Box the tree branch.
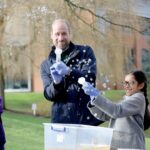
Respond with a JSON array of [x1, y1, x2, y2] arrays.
[[64, 0, 143, 34]]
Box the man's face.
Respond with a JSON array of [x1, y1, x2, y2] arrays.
[[51, 21, 71, 50]]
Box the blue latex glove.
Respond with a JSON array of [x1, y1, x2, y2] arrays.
[[50, 66, 62, 84], [82, 82, 100, 97], [52, 61, 70, 76]]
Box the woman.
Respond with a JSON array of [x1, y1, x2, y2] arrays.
[[82, 70, 148, 150]]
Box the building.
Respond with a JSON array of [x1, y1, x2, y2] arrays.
[[1, 0, 150, 92]]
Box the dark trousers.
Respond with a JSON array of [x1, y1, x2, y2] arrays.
[[0, 145, 4, 150], [0, 117, 6, 150]]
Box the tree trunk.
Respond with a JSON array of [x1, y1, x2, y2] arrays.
[[0, 51, 5, 109]]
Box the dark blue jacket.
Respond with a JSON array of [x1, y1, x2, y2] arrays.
[[40, 42, 103, 125], [0, 97, 6, 150]]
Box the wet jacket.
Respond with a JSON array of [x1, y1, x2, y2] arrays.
[[40, 42, 102, 125], [0, 97, 6, 150], [88, 92, 145, 150]]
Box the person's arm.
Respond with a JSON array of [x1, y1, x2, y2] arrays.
[[87, 101, 111, 121], [82, 81, 145, 119], [40, 60, 65, 101], [92, 92, 145, 118]]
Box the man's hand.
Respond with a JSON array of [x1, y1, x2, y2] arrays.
[[50, 66, 63, 84], [52, 61, 70, 76]]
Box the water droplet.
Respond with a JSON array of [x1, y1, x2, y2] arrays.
[[90, 78, 93, 81], [113, 83, 116, 86], [83, 49, 86, 53], [85, 74, 88, 78], [87, 116, 90, 120], [107, 87, 111, 90], [102, 91, 105, 95], [102, 83, 107, 88], [88, 58, 92, 62], [94, 113, 97, 117], [106, 79, 109, 83]]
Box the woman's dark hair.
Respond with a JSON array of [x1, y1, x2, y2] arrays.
[[130, 70, 150, 130]]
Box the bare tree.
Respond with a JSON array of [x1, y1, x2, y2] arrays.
[[0, 0, 148, 110], [0, 1, 48, 108], [63, 0, 146, 89], [0, 0, 61, 109], [0, 9, 6, 108]]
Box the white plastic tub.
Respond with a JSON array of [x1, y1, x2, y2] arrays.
[[43, 123, 113, 150]]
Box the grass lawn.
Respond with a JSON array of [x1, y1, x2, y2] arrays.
[[2, 111, 49, 150], [2, 111, 150, 150], [5, 92, 51, 117], [3, 91, 150, 149]]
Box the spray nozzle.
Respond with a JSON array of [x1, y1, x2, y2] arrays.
[[55, 48, 62, 62], [78, 77, 88, 86]]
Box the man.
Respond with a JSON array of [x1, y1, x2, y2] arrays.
[[40, 19, 103, 125], [0, 96, 6, 150]]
